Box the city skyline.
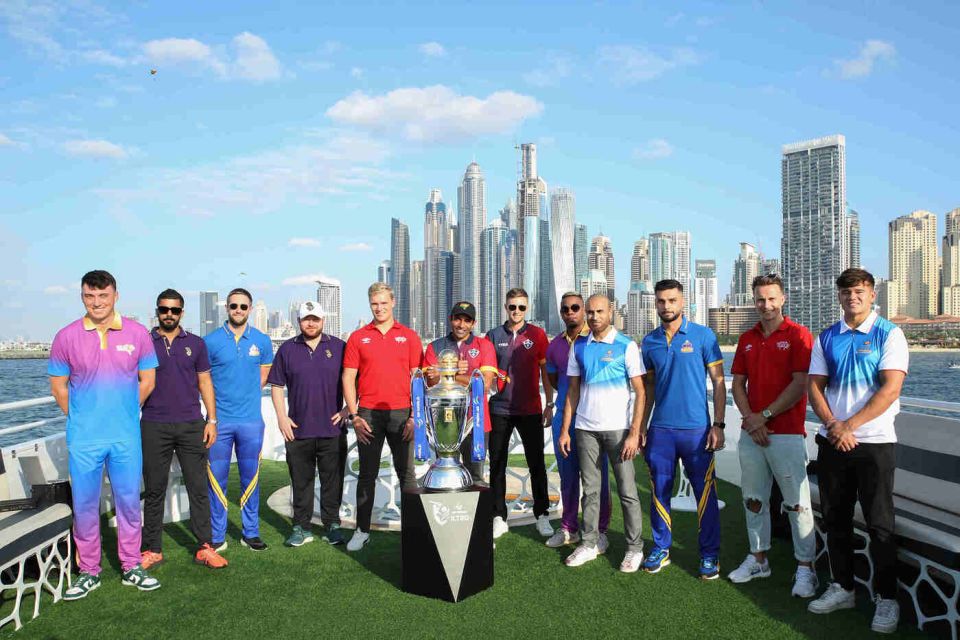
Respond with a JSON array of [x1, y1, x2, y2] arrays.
[[2, 2, 959, 340]]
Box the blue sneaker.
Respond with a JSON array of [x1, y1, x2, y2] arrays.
[[700, 557, 720, 580], [642, 547, 671, 574]]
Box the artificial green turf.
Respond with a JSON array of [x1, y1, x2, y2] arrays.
[[5, 461, 929, 639]]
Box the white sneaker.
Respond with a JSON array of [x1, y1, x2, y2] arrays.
[[564, 544, 598, 567], [597, 533, 609, 555], [536, 515, 554, 537], [727, 554, 771, 584], [808, 582, 855, 614], [545, 529, 580, 548], [347, 530, 369, 552], [620, 550, 644, 573], [492, 516, 509, 539], [871, 596, 899, 634], [791, 566, 819, 598]]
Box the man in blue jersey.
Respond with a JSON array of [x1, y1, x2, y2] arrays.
[[639, 279, 727, 580], [204, 288, 274, 552], [806, 269, 908, 635]]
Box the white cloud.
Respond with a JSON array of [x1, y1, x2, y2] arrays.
[[231, 32, 282, 81], [288, 237, 322, 247], [350, 67, 364, 79], [140, 32, 282, 81], [338, 242, 372, 252], [326, 85, 543, 143], [282, 273, 339, 286], [834, 40, 895, 79], [523, 55, 573, 88], [43, 285, 70, 295], [0, 133, 14, 146], [419, 41, 446, 57], [597, 45, 700, 84], [80, 48, 127, 67], [95, 96, 118, 109], [63, 139, 128, 159], [633, 138, 674, 160], [142, 37, 227, 76]]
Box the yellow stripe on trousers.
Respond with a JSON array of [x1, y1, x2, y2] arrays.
[[239, 452, 263, 508]]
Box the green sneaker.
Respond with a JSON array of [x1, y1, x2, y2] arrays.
[[285, 525, 314, 547], [63, 573, 101, 601], [323, 524, 345, 545], [121, 564, 161, 591]]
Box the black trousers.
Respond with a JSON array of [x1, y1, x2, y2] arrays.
[[285, 433, 348, 528], [459, 431, 488, 481], [355, 408, 415, 532], [489, 414, 549, 520], [816, 434, 898, 598], [140, 419, 211, 552]]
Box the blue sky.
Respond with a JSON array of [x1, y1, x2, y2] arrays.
[[1, 0, 958, 340]]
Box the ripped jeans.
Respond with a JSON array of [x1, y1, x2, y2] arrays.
[[738, 433, 816, 562]]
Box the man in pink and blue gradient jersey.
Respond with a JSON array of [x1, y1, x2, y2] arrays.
[[48, 270, 162, 600]]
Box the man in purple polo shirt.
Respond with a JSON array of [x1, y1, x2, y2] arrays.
[[269, 301, 348, 547], [140, 289, 227, 570]]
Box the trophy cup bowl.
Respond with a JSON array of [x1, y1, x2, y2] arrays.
[[421, 349, 474, 491]]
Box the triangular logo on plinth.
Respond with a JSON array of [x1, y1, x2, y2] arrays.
[[420, 492, 479, 601]]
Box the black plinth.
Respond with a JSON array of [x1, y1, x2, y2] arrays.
[[401, 485, 493, 602]]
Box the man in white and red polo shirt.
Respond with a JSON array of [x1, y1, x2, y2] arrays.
[[342, 281, 423, 552]]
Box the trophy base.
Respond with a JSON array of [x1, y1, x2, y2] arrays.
[[420, 456, 473, 492]]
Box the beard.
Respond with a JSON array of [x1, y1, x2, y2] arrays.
[[159, 317, 180, 331], [657, 310, 680, 323], [228, 316, 247, 328]]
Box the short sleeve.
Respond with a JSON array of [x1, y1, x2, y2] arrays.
[[625, 341, 645, 378], [195, 339, 211, 373], [258, 334, 274, 366], [408, 331, 423, 369], [48, 331, 71, 377], [536, 330, 548, 364], [808, 335, 828, 376], [702, 329, 723, 368], [343, 333, 360, 369], [879, 327, 909, 373], [731, 336, 748, 376], [138, 329, 159, 371], [791, 327, 813, 373], [266, 346, 287, 387], [423, 343, 437, 367], [544, 342, 558, 374], [566, 343, 581, 377], [480, 339, 497, 368], [641, 338, 654, 372]]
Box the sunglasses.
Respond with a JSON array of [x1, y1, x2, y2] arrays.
[[157, 306, 183, 316], [507, 304, 527, 311], [229, 303, 249, 311], [560, 304, 581, 313]]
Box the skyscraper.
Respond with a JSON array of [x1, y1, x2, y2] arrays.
[[199, 291, 219, 336], [580, 269, 609, 299], [516, 143, 548, 317], [694, 259, 719, 326], [649, 232, 675, 284], [499, 198, 518, 232], [626, 282, 656, 338], [781, 135, 847, 333], [551, 188, 577, 313], [288, 301, 301, 328], [424, 190, 450, 339], [574, 223, 589, 287], [424, 188, 449, 251], [630, 239, 650, 286], [761, 257, 781, 277], [521, 215, 540, 320], [410, 260, 424, 336], [390, 217, 410, 325], [458, 162, 486, 306], [377, 260, 392, 287], [847, 209, 861, 269], [480, 219, 511, 332], [731, 242, 761, 306], [674, 231, 692, 314], [253, 301, 268, 333], [539, 217, 557, 331], [588, 234, 615, 302], [316, 277, 342, 338], [943, 208, 960, 316], [888, 210, 939, 319]]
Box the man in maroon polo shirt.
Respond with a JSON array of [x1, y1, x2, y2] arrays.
[[728, 274, 817, 597], [268, 301, 348, 548], [140, 288, 227, 570], [342, 282, 423, 552], [486, 287, 554, 540]]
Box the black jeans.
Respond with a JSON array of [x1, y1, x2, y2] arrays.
[[488, 414, 549, 520], [459, 431, 488, 481], [140, 419, 211, 552], [355, 408, 415, 532], [285, 433, 348, 528], [816, 434, 898, 598]]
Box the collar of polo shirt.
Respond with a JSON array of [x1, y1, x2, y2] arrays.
[[839, 310, 878, 334], [83, 311, 123, 349], [587, 326, 619, 344]]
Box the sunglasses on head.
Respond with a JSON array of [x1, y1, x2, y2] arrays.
[[157, 306, 182, 316], [507, 304, 527, 311], [229, 303, 249, 311], [560, 304, 581, 313]]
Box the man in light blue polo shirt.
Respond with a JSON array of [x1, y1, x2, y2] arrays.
[[204, 287, 274, 552], [639, 279, 727, 580]]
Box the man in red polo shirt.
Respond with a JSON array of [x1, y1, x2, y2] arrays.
[[342, 282, 423, 551], [728, 274, 817, 598]]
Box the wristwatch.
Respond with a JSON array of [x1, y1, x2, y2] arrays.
[[206, 418, 218, 425], [761, 408, 773, 420], [347, 413, 358, 421], [712, 421, 725, 429], [546, 402, 556, 409]]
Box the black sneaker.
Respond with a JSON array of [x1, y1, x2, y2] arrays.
[[241, 536, 268, 551], [323, 524, 345, 545]]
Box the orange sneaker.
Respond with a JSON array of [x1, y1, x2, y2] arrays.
[[195, 543, 228, 569], [140, 550, 164, 570]]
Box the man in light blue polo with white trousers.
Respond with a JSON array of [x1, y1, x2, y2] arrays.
[[558, 294, 646, 573]]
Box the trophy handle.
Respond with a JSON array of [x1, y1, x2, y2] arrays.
[[456, 369, 482, 447], [410, 369, 431, 461]]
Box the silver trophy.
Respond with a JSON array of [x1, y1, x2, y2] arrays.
[[416, 349, 477, 492]]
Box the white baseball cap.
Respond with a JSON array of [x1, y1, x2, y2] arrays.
[[298, 301, 324, 320]]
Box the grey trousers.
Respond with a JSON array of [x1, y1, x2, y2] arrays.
[[577, 429, 643, 552]]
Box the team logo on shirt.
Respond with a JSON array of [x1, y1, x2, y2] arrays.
[[601, 349, 614, 362], [468, 348, 479, 359], [744, 344, 753, 352], [522, 338, 534, 350], [776, 341, 790, 351], [680, 340, 694, 354], [361, 337, 372, 344], [249, 345, 260, 357], [857, 340, 873, 354], [185, 347, 192, 357], [497, 343, 508, 347], [116, 343, 135, 355], [325, 349, 332, 359], [395, 336, 407, 344]]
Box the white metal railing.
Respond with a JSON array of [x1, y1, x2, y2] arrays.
[[0, 396, 64, 439]]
